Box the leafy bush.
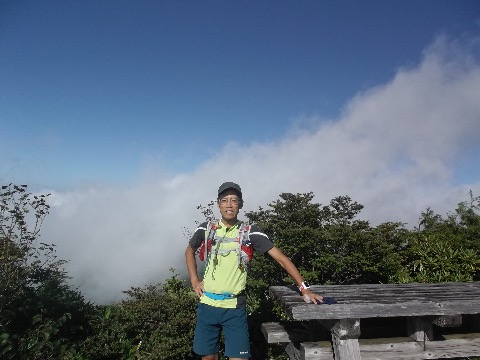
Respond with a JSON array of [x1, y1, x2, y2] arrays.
[[80, 271, 197, 360], [1, 184, 94, 359]]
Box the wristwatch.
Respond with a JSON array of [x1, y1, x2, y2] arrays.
[[298, 281, 311, 292]]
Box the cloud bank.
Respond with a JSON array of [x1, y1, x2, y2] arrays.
[[41, 36, 480, 304]]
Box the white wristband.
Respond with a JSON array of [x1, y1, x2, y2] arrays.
[[298, 281, 310, 292]]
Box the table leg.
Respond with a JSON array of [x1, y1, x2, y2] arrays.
[[332, 337, 361, 360], [407, 317, 433, 342], [320, 319, 361, 360]]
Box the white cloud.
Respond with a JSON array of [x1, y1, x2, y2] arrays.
[[41, 36, 480, 303]]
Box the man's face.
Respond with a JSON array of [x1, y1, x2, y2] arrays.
[[217, 190, 243, 224]]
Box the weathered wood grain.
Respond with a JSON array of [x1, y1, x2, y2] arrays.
[[332, 337, 361, 360], [261, 322, 309, 343], [423, 334, 480, 359], [359, 338, 423, 360], [301, 341, 333, 360], [269, 282, 480, 360], [299, 335, 480, 360], [270, 282, 480, 320]]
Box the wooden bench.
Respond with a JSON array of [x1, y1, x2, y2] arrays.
[[265, 282, 480, 360], [262, 321, 333, 360], [262, 321, 480, 360]]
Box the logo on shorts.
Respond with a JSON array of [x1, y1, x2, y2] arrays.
[[240, 351, 249, 355]]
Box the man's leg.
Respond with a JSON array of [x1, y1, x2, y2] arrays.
[[193, 303, 221, 357], [222, 307, 250, 360], [201, 355, 218, 360]]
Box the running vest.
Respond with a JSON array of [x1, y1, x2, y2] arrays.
[[198, 221, 254, 271]]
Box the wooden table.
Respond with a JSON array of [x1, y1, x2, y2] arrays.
[[264, 282, 480, 360]]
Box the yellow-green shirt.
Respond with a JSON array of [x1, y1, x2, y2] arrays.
[[189, 220, 273, 308]]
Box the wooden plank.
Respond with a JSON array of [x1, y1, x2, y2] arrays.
[[271, 283, 480, 300], [298, 334, 480, 360], [300, 338, 415, 360], [360, 334, 480, 360], [268, 284, 480, 320], [423, 335, 480, 359], [306, 282, 480, 299], [359, 337, 422, 360], [332, 337, 361, 360], [286, 300, 480, 320], [272, 281, 474, 293], [270, 282, 480, 306], [361, 335, 480, 359], [269, 282, 480, 322], [359, 336, 415, 345], [301, 341, 333, 360], [261, 322, 309, 343]]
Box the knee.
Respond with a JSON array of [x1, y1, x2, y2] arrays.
[[202, 355, 218, 360]]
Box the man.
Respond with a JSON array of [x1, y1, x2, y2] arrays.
[[185, 182, 323, 360]]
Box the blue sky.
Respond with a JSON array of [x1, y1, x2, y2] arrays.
[[2, 1, 480, 303], [2, 1, 479, 187]]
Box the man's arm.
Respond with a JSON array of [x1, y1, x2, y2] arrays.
[[267, 246, 324, 304], [185, 245, 204, 297]]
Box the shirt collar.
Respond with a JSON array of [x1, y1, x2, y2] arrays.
[[219, 219, 241, 231]]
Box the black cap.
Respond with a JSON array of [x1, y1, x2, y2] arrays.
[[218, 182, 242, 199]]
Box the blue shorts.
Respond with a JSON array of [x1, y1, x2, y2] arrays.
[[193, 302, 250, 358]]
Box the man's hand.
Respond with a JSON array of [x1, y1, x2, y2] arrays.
[[302, 290, 324, 304], [192, 279, 205, 297]]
